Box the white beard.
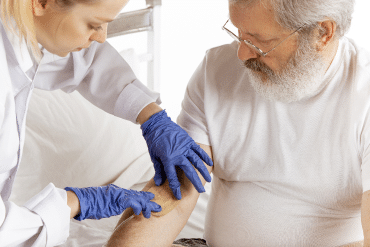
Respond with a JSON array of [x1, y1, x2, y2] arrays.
[[245, 38, 326, 103]]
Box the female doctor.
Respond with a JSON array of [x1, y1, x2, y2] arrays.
[[0, 0, 213, 245]]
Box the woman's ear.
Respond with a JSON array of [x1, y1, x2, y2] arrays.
[[33, 0, 49, 16], [315, 19, 337, 51]]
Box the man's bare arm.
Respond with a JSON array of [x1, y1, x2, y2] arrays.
[[362, 191, 370, 246], [106, 143, 214, 247]]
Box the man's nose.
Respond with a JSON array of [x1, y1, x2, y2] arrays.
[[237, 41, 258, 61], [90, 24, 108, 44]]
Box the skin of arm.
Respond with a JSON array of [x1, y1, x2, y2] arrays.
[[66, 190, 80, 219], [362, 191, 370, 246], [136, 103, 163, 125], [106, 143, 214, 247]]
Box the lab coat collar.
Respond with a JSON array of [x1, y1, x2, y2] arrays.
[[0, 23, 33, 98], [39, 47, 71, 66], [0, 20, 34, 75]]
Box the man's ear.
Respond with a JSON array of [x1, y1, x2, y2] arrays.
[[33, 0, 49, 16], [315, 19, 337, 51]]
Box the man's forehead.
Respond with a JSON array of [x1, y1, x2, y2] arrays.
[[229, 1, 288, 38]]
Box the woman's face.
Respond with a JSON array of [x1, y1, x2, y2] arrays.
[[33, 0, 129, 57]]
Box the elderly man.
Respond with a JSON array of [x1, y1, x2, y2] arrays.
[[106, 0, 370, 246]]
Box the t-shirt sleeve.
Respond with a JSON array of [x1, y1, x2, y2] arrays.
[[360, 97, 370, 193], [177, 53, 211, 146], [362, 147, 370, 192], [357, 63, 370, 193]]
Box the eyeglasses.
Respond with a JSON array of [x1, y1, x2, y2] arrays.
[[222, 19, 303, 57]]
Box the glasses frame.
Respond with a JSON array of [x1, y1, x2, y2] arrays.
[[222, 19, 303, 57]]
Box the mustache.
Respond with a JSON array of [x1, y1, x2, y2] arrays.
[[243, 59, 274, 75]]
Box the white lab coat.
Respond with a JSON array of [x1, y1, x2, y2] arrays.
[[0, 21, 160, 246]]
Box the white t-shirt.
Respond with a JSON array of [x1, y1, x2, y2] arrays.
[[177, 37, 370, 246]]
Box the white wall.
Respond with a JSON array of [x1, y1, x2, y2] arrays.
[[111, 0, 370, 120], [159, 0, 230, 120], [347, 0, 370, 49]]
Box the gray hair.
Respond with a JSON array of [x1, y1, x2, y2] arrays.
[[229, 0, 355, 38]]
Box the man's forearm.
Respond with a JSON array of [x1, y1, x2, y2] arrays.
[[362, 191, 370, 246], [106, 173, 201, 247], [341, 241, 363, 247], [107, 144, 213, 247]]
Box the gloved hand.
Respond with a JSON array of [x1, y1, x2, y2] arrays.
[[64, 184, 161, 221], [141, 110, 213, 200]]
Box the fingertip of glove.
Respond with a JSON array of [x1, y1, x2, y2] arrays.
[[174, 187, 182, 200], [133, 208, 141, 216], [153, 176, 164, 186], [154, 204, 162, 212], [146, 191, 155, 200]]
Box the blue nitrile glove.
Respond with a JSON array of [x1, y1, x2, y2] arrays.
[[64, 184, 162, 221], [141, 110, 213, 200]]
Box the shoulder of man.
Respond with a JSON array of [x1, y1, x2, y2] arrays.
[[342, 37, 370, 79], [205, 41, 239, 62]]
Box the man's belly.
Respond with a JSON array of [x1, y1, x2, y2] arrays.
[[204, 177, 363, 247]]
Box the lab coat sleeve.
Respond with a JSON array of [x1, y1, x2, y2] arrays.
[[34, 41, 161, 123], [0, 183, 70, 247]]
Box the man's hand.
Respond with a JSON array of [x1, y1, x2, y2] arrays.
[[65, 184, 162, 220], [141, 109, 213, 200]]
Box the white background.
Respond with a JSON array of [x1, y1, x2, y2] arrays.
[[110, 0, 370, 120]]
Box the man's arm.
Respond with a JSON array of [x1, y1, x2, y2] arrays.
[[362, 191, 370, 246], [106, 143, 213, 247]]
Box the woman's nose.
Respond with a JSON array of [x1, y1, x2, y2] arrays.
[[237, 41, 258, 61], [90, 24, 108, 44]]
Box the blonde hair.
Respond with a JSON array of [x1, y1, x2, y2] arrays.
[[1, 0, 42, 59], [1, 0, 98, 61]]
